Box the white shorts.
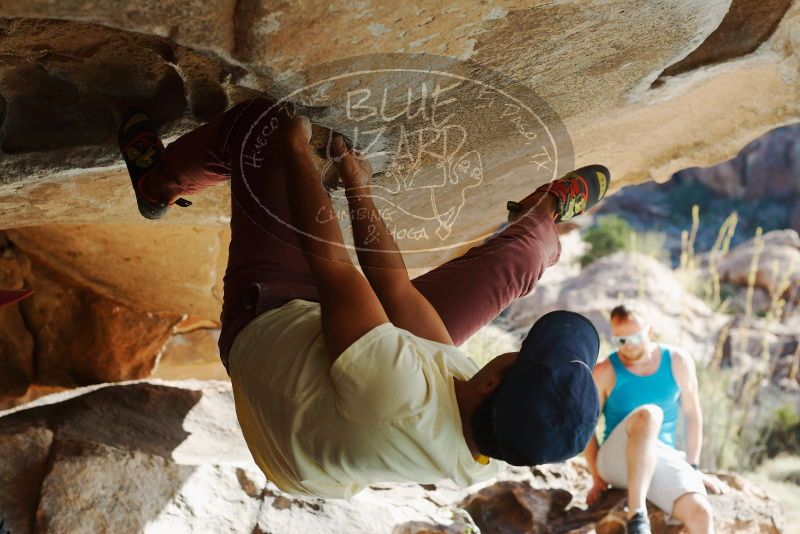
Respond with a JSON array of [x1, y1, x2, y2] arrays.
[[597, 411, 706, 514]]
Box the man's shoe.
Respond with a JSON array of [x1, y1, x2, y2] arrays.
[[507, 164, 610, 223], [626, 509, 652, 534], [118, 111, 191, 220]]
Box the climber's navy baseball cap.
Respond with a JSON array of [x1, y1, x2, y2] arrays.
[[0, 289, 33, 308], [474, 310, 600, 466]]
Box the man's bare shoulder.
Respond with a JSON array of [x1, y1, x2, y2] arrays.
[[664, 345, 698, 387], [664, 345, 695, 368]]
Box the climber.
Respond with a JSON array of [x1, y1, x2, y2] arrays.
[[118, 98, 610, 498], [583, 303, 723, 534]]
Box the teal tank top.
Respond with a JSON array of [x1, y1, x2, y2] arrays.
[[602, 346, 681, 447]]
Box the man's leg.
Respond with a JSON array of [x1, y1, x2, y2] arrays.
[[409, 163, 608, 344], [135, 100, 252, 204], [671, 493, 715, 534], [410, 208, 561, 345], [625, 404, 663, 513], [598, 408, 709, 532], [141, 99, 319, 369], [647, 447, 712, 534], [218, 100, 321, 369]]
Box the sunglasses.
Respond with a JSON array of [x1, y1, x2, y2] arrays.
[[610, 332, 644, 347]]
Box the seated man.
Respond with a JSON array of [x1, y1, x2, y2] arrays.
[[584, 304, 722, 534], [118, 99, 609, 498]]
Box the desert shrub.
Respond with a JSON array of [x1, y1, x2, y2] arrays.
[[695, 365, 743, 469], [580, 215, 668, 267], [696, 355, 800, 471], [761, 405, 800, 461], [580, 215, 632, 267], [694, 348, 783, 471], [758, 455, 800, 486], [627, 230, 670, 264]]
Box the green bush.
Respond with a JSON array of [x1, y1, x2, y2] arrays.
[[762, 406, 800, 461], [580, 215, 633, 267], [580, 215, 669, 267]]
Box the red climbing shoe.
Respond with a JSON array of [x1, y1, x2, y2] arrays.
[[507, 164, 610, 223]]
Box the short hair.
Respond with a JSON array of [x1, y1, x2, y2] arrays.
[[610, 303, 647, 323]]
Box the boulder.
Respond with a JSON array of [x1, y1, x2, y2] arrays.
[[717, 229, 800, 307], [0, 380, 784, 534], [151, 327, 229, 382], [678, 124, 800, 202], [0, 231, 181, 407]]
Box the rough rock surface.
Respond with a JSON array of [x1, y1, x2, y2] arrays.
[[0, 231, 182, 409], [0, 380, 785, 534], [0, 1, 798, 330], [677, 124, 800, 203], [716, 229, 800, 308]]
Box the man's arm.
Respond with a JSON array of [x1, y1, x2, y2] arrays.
[[673, 349, 726, 494], [585, 360, 613, 505], [673, 349, 702, 465], [281, 118, 390, 364], [332, 136, 453, 345]]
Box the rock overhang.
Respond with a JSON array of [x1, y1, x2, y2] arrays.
[[0, 1, 798, 319]]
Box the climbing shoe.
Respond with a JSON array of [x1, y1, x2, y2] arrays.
[[626, 510, 652, 534], [118, 111, 191, 220], [507, 164, 610, 223]]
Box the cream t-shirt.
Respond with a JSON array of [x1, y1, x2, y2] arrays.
[[228, 299, 502, 498]]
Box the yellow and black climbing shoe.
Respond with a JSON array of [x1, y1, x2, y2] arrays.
[[507, 164, 610, 224], [118, 111, 191, 220]]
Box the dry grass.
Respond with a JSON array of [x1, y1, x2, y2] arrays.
[[676, 205, 799, 471], [460, 325, 519, 367]]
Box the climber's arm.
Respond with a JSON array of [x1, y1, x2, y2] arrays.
[[282, 122, 390, 364], [333, 136, 453, 346]]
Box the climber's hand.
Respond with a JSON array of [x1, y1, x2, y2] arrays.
[[330, 135, 373, 195], [252, 102, 310, 151]]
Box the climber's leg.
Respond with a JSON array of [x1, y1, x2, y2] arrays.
[[141, 100, 258, 203], [409, 164, 609, 345], [216, 99, 320, 371], [410, 208, 561, 345]]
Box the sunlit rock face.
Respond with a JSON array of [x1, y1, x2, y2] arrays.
[[1, 0, 799, 227], [0, 2, 799, 396]]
